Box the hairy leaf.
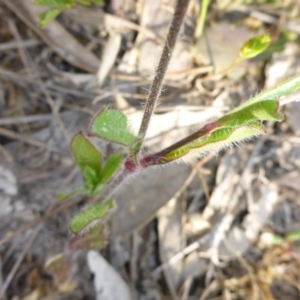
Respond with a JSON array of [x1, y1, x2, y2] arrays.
[[160, 122, 265, 163], [236, 75, 300, 109], [83, 166, 98, 188], [100, 153, 123, 183], [70, 199, 115, 234], [141, 99, 281, 167], [90, 107, 139, 147], [71, 132, 102, 176], [218, 100, 281, 127]]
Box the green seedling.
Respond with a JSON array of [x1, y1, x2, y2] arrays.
[[61, 74, 300, 239], [221, 32, 272, 74], [35, 0, 300, 246]]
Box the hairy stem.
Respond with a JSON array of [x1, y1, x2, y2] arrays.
[[95, 168, 131, 203], [140, 122, 217, 167], [137, 0, 191, 147]]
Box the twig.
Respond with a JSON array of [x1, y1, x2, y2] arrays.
[[152, 159, 215, 279], [0, 197, 82, 247], [0, 114, 53, 125], [235, 4, 300, 33], [152, 237, 211, 279], [209, 138, 266, 266], [0, 38, 39, 51], [0, 127, 59, 152], [0, 226, 41, 299], [7, 17, 71, 144], [138, 0, 191, 143]]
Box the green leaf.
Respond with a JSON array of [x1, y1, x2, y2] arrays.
[[236, 75, 300, 110], [83, 166, 98, 188], [35, 0, 73, 6], [218, 100, 281, 128], [239, 33, 271, 59], [71, 132, 102, 176], [90, 107, 139, 147], [38, 7, 64, 27], [140, 75, 300, 167], [160, 122, 265, 163], [149, 100, 280, 164], [100, 153, 122, 183], [70, 199, 115, 234]]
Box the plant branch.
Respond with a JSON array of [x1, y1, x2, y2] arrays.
[[137, 0, 191, 146], [140, 121, 216, 167], [95, 168, 131, 203]]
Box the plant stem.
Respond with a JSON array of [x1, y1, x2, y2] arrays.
[[137, 0, 191, 147], [96, 168, 131, 203], [195, 0, 210, 38], [140, 121, 217, 167]]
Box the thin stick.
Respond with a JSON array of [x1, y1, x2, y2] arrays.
[[0, 226, 41, 299], [0, 127, 59, 152], [0, 198, 80, 247], [0, 114, 53, 125], [138, 0, 190, 143]]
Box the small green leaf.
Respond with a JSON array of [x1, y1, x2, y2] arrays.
[[35, 0, 73, 6], [83, 166, 98, 188], [100, 153, 122, 183], [90, 107, 139, 147], [239, 33, 271, 59], [70, 199, 115, 234], [71, 132, 102, 176], [38, 7, 64, 27]]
